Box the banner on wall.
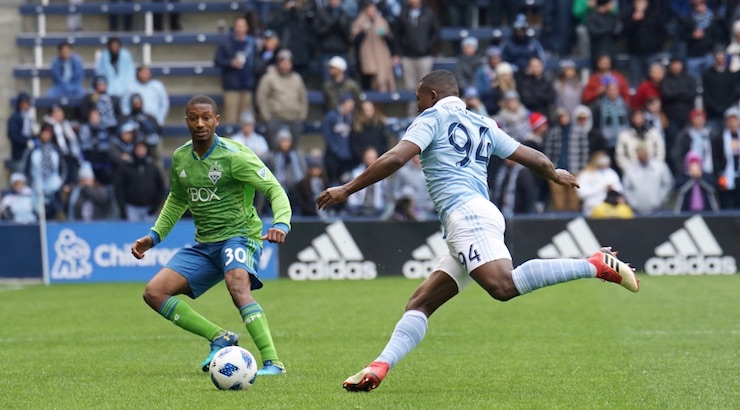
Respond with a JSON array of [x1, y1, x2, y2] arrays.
[[45, 221, 278, 283]]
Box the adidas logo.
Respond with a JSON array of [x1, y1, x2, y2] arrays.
[[287, 221, 377, 280], [645, 215, 736, 275], [537, 217, 601, 259], [179, 169, 186, 178], [403, 231, 447, 279]]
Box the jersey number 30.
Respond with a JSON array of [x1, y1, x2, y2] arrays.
[[447, 123, 491, 167]]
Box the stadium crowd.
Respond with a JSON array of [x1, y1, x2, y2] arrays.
[[3, 0, 740, 224]]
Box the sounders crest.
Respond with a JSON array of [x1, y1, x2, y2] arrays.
[[208, 162, 222, 184]]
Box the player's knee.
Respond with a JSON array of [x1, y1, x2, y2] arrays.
[[142, 285, 161, 309]]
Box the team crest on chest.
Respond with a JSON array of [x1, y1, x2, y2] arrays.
[[208, 162, 222, 184]]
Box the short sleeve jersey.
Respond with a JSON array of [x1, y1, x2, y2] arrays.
[[402, 96, 520, 224], [152, 135, 291, 243]]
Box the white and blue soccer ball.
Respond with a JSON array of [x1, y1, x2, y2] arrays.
[[209, 346, 258, 390]]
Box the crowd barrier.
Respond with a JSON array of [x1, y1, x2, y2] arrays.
[[1, 214, 738, 282]]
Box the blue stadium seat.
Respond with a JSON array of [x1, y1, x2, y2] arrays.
[[13, 63, 221, 79], [18, 1, 269, 16]]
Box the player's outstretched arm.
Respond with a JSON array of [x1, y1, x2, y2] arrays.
[[507, 144, 579, 188], [131, 236, 154, 260], [317, 140, 421, 210]]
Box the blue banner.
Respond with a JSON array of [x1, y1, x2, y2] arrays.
[[46, 221, 278, 283]]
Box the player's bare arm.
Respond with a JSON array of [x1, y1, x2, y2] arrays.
[[508, 144, 579, 188], [317, 140, 420, 210], [131, 236, 154, 259]]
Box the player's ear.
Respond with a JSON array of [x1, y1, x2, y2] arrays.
[[430, 89, 438, 103], [215, 114, 220, 125]]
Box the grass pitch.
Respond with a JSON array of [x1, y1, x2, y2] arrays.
[[1, 275, 738, 409]]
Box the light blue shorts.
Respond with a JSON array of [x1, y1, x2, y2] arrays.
[[166, 236, 263, 298]]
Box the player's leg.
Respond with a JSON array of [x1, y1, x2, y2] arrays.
[[145, 245, 239, 372], [219, 237, 285, 375], [344, 255, 466, 392]]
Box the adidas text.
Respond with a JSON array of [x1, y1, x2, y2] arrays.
[[645, 256, 736, 275], [288, 261, 377, 280]]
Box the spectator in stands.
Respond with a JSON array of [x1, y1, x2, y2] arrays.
[[632, 62, 665, 112], [108, 121, 137, 170], [254, 30, 280, 82], [229, 111, 270, 162], [394, 0, 440, 101], [48, 42, 86, 99], [541, 0, 576, 57], [590, 76, 631, 161], [256, 49, 309, 149], [68, 163, 112, 221], [581, 54, 631, 106], [727, 20, 740, 73], [661, 57, 697, 157], [615, 109, 666, 174], [94, 37, 136, 98], [462, 87, 488, 117], [7, 92, 38, 172], [673, 109, 725, 179], [392, 155, 435, 221], [268, 0, 317, 82], [122, 66, 170, 126], [488, 0, 519, 26], [702, 47, 739, 132], [351, 1, 396, 92], [553, 59, 584, 118], [643, 96, 667, 138], [152, 0, 181, 31], [67, 0, 83, 32], [501, 14, 546, 72], [454, 36, 481, 91], [576, 150, 623, 217], [26, 123, 66, 220], [269, 128, 306, 192], [0, 173, 37, 224], [590, 189, 635, 219], [474, 46, 503, 114], [350, 101, 390, 159], [108, 0, 133, 31], [542, 106, 590, 212], [446, 0, 475, 27], [214, 16, 258, 125], [123, 94, 163, 166], [622, 142, 674, 214], [586, 0, 621, 66], [516, 56, 556, 117], [493, 90, 530, 142], [78, 109, 114, 185], [292, 154, 329, 217], [345, 146, 391, 217], [322, 94, 357, 184], [322, 56, 362, 112], [680, 0, 721, 81], [718, 106, 740, 209], [45, 104, 83, 185], [488, 61, 517, 116], [674, 150, 720, 213], [491, 158, 539, 218], [388, 188, 417, 222], [80, 76, 121, 136], [315, 0, 353, 81], [523, 112, 548, 152], [114, 141, 165, 221], [624, 0, 667, 88]]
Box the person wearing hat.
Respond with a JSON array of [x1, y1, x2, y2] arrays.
[[554, 59, 583, 118], [292, 152, 329, 217], [123, 93, 163, 166], [254, 29, 280, 80], [94, 37, 136, 98], [454, 36, 481, 91], [493, 89, 530, 142], [582, 54, 631, 106], [255, 48, 308, 149], [7, 92, 38, 168], [0, 173, 37, 224], [69, 162, 113, 221], [27, 122, 66, 220], [80, 75, 121, 136], [672, 108, 725, 179], [229, 111, 269, 162], [462, 86, 488, 117], [473, 46, 502, 113], [501, 13, 546, 72], [622, 141, 674, 214], [614, 109, 665, 174], [214, 16, 258, 125], [590, 75, 630, 157], [674, 150, 720, 212], [109, 121, 138, 169], [322, 55, 361, 113], [718, 106, 740, 208], [702, 46, 738, 128], [268, 127, 306, 192], [314, 0, 353, 82], [113, 141, 165, 222]]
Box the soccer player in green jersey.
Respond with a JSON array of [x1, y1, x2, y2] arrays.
[[131, 95, 291, 376]]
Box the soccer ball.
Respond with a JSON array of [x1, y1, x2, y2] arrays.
[[209, 346, 258, 390]]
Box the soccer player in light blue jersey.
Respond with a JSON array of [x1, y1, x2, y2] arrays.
[[317, 70, 640, 392]]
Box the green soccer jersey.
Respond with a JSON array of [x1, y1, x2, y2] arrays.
[[150, 135, 291, 244]]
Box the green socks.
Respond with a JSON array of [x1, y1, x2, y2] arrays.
[[159, 297, 222, 341], [240, 302, 279, 363]]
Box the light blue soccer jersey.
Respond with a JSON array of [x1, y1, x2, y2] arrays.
[[402, 96, 520, 224]]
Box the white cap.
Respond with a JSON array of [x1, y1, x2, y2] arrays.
[[328, 56, 347, 72]]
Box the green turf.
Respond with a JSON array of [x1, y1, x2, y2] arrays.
[[1, 275, 738, 409]]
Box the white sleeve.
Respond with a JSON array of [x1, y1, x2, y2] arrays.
[[401, 111, 437, 152]]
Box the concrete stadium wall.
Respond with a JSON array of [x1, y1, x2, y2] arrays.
[[0, 1, 24, 189]]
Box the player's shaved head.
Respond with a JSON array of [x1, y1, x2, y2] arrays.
[[418, 70, 460, 99], [186, 95, 218, 114]]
